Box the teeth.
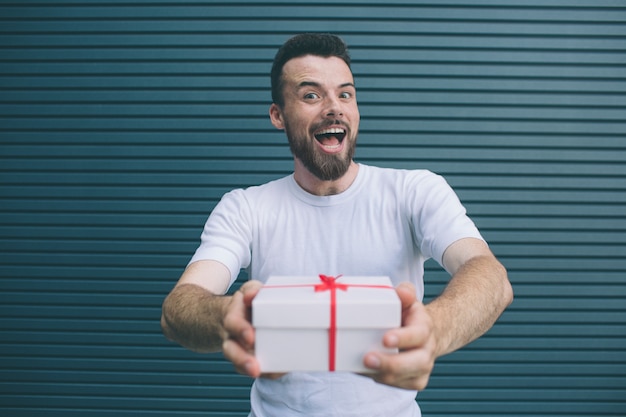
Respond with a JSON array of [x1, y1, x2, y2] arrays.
[[317, 127, 345, 135]]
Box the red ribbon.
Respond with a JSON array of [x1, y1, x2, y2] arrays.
[[264, 274, 394, 371], [314, 275, 348, 371]]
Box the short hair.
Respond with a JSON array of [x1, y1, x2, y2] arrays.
[[271, 33, 352, 107]]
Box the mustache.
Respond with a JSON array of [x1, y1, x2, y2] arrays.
[[312, 120, 349, 131]]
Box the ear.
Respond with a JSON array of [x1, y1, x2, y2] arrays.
[[269, 103, 285, 130]]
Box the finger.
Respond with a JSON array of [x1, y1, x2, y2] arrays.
[[386, 324, 429, 351], [229, 280, 264, 346], [395, 282, 417, 309], [223, 290, 255, 349], [383, 302, 432, 350], [260, 372, 287, 380], [221, 281, 265, 378], [223, 338, 261, 378], [363, 348, 434, 391], [394, 282, 424, 329], [240, 280, 264, 306]]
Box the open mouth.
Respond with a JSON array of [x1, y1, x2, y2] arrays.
[[314, 127, 346, 149]]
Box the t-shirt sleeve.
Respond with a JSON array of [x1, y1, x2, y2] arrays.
[[409, 172, 484, 270], [188, 189, 253, 289]]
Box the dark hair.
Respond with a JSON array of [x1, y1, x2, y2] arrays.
[[271, 33, 351, 107]]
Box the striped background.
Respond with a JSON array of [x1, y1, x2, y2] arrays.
[[1, 1, 625, 416]]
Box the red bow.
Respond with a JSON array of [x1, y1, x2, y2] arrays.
[[315, 274, 348, 292]]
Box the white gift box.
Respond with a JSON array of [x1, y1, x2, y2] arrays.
[[252, 275, 401, 373]]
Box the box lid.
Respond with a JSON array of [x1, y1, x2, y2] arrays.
[[252, 275, 400, 329]]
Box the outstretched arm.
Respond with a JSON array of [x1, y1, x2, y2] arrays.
[[161, 260, 232, 353], [161, 259, 265, 377], [428, 237, 513, 357], [365, 237, 513, 390]]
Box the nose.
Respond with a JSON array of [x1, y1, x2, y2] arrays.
[[324, 96, 343, 118]]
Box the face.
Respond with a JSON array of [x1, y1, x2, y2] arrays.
[[269, 55, 360, 181]]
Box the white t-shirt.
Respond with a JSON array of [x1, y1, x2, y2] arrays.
[[190, 164, 483, 417]]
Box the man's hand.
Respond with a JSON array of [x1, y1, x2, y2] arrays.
[[363, 238, 513, 391], [222, 280, 264, 378], [363, 282, 437, 390]]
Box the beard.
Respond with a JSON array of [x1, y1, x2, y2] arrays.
[[285, 121, 356, 181]]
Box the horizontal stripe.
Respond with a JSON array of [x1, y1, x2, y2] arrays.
[[1, 2, 624, 416]]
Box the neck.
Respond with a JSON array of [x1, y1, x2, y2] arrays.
[[293, 160, 359, 196]]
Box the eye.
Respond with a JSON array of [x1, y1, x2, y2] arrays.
[[339, 92, 352, 99], [304, 92, 320, 100]]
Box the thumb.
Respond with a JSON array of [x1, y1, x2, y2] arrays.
[[239, 280, 264, 306], [395, 282, 417, 309]]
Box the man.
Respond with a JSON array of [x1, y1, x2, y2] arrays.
[[161, 33, 513, 416]]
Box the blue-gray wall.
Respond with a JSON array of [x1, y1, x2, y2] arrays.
[[1, 1, 625, 416]]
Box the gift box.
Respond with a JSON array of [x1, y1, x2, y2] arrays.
[[252, 274, 401, 373]]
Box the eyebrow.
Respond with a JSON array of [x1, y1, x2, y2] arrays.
[[297, 81, 356, 89]]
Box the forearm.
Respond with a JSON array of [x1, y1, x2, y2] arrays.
[[426, 254, 513, 357], [161, 283, 232, 353]]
